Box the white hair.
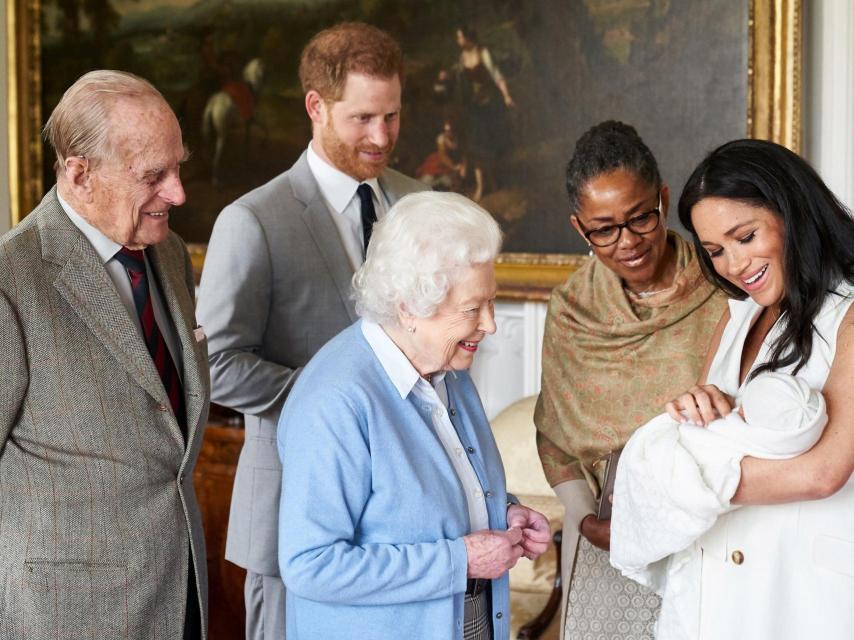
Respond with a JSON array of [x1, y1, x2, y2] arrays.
[[353, 191, 502, 324], [43, 69, 167, 171]]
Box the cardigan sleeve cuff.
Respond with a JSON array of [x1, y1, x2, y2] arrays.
[[449, 536, 469, 594]]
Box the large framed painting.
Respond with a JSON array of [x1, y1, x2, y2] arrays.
[[8, 0, 801, 300]]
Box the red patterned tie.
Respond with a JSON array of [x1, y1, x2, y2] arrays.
[[114, 247, 186, 435]]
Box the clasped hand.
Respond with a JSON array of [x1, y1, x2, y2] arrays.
[[464, 504, 550, 579]]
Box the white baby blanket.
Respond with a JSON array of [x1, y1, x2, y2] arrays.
[[610, 377, 826, 639]]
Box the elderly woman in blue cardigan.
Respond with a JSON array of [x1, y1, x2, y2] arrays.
[[277, 191, 550, 640]]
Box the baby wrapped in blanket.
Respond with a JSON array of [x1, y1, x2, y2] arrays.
[[609, 372, 827, 639]]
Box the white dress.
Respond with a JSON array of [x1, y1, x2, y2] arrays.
[[697, 283, 854, 640]]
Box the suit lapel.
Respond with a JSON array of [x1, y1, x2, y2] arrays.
[[298, 198, 358, 322], [377, 171, 409, 208], [39, 190, 186, 448], [291, 153, 358, 322], [50, 228, 172, 413], [147, 242, 207, 449]]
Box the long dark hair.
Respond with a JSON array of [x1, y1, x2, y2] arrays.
[[678, 138, 854, 378]]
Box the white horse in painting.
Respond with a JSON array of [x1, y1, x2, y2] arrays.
[[202, 57, 266, 185]]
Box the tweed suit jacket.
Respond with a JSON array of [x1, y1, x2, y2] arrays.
[[196, 151, 426, 576], [0, 189, 211, 640]]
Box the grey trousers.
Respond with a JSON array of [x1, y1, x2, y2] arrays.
[[244, 570, 286, 639]]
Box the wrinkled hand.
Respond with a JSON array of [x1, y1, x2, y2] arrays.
[[580, 514, 611, 551], [464, 527, 525, 579], [506, 504, 551, 560], [665, 384, 735, 426]]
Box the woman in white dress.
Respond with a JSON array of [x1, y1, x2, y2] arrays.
[[666, 138, 854, 640]]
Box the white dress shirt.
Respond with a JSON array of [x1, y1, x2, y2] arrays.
[[57, 192, 183, 378], [306, 142, 389, 272], [361, 320, 489, 532]]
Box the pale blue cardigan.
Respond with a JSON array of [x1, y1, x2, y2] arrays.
[[277, 321, 511, 640]]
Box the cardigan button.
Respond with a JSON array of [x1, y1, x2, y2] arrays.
[[485, 491, 493, 498], [467, 446, 475, 454], [449, 408, 457, 416], [495, 612, 503, 619], [731, 550, 745, 565]]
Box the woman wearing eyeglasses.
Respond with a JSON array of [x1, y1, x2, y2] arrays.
[[533, 121, 727, 638]]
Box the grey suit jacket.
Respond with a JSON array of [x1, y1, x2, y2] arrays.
[[0, 189, 211, 640], [197, 151, 426, 575]]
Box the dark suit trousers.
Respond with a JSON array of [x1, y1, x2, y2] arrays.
[[183, 560, 201, 640]]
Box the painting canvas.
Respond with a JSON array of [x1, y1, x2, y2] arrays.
[[10, 0, 799, 295], [31, 0, 748, 250]]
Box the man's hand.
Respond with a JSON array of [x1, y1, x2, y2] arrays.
[[463, 528, 525, 579], [506, 504, 551, 560]]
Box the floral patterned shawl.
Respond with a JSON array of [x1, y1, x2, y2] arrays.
[[534, 231, 727, 495]]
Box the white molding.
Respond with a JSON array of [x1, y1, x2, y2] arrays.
[[523, 301, 548, 397], [806, 0, 854, 209], [470, 300, 548, 420]]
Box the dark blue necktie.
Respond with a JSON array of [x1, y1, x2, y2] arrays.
[[357, 183, 377, 252]]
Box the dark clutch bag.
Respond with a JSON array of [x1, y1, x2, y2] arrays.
[[596, 448, 623, 521]]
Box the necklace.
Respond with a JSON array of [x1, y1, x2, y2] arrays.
[[626, 282, 669, 298], [632, 288, 666, 298]]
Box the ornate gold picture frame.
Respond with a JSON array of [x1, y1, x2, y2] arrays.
[[7, 0, 801, 301]]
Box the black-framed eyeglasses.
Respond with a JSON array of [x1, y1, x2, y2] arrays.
[[577, 192, 662, 247]]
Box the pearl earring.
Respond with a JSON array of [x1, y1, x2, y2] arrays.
[[407, 326, 415, 333]]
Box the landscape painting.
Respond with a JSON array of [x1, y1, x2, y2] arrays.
[[32, 0, 754, 256]]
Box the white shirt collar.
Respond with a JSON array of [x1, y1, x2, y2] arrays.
[[361, 320, 448, 400], [57, 191, 122, 264], [306, 141, 382, 213]]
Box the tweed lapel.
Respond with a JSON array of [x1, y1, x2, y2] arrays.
[[147, 241, 206, 450], [291, 153, 358, 322], [40, 193, 172, 413]]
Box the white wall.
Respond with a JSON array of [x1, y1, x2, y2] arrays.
[[469, 301, 549, 420], [805, 0, 854, 208]]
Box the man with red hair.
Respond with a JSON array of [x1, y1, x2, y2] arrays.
[[197, 22, 425, 639]]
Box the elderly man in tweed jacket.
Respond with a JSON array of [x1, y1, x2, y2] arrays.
[[0, 71, 210, 639]]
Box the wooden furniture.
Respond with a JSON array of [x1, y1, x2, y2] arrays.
[[193, 410, 246, 640], [518, 531, 562, 640], [491, 396, 564, 639]]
